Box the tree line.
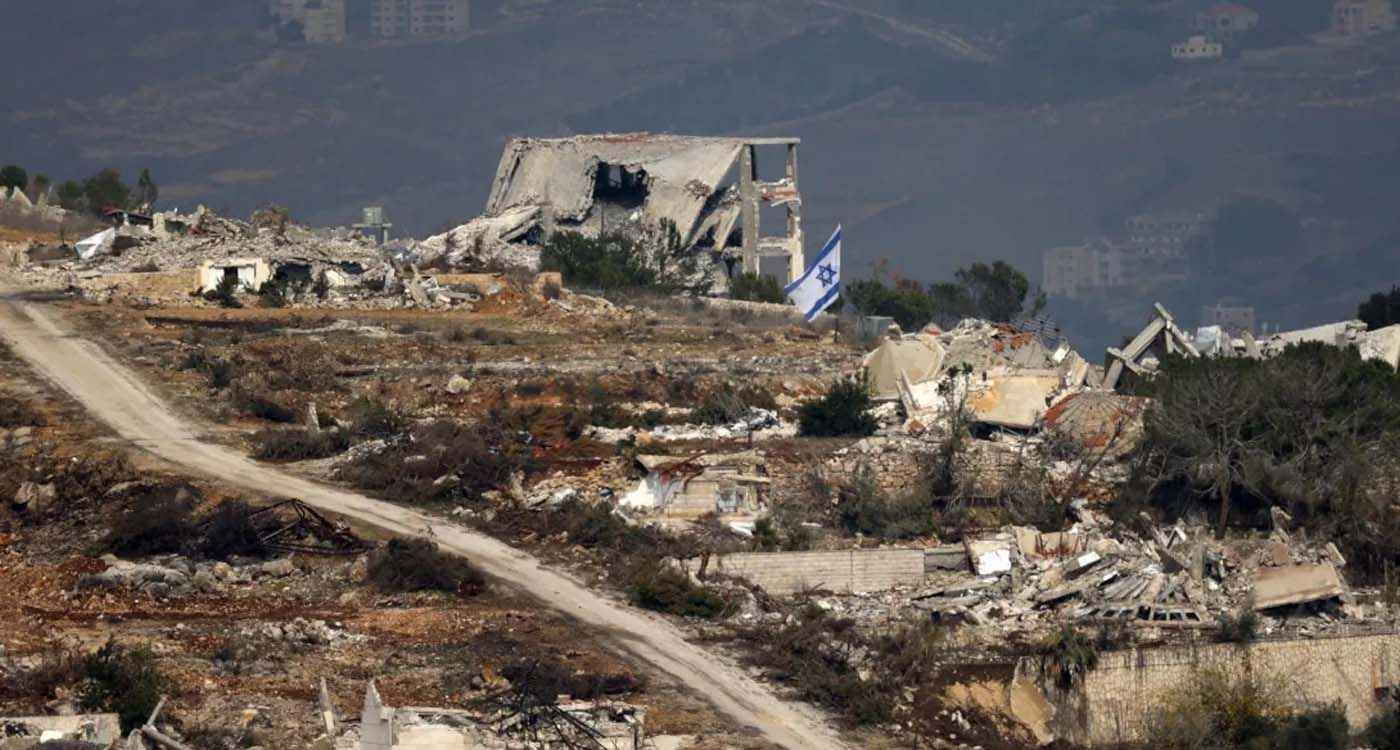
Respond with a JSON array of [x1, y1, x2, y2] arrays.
[[844, 260, 1045, 330], [1, 163, 158, 214]]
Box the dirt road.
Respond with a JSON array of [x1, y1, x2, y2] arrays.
[[0, 298, 846, 750]]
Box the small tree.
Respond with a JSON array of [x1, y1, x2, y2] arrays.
[[208, 275, 243, 308], [0, 164, 28, 194], [1359, 285, 1400, 331], [29, 173, 50, 198], [954, 260, 1045, 323], [367, 538, 486, 595], [1140, 356, 1262, 538], [56, 180, 86, 211], [798, 376, 876, 437], [728, 271, 785, 303], [135, 168, 158, 208], [1039, 626, 1098, 688], [82, 168, 132, 213], [80, 641, 170, 732]]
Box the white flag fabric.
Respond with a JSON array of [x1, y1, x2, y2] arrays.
[[785, 225, 842, 322]]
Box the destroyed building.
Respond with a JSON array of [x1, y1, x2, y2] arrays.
[[354, 681, 647, 750], [420, 133, 805, 283], [622, 452, 769, 520]]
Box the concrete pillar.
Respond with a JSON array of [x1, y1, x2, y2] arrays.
[[786, 142, 804, 283], [739, 144, 759, 275]]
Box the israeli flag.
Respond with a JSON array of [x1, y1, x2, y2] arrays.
[[785, 225, 842, 322]]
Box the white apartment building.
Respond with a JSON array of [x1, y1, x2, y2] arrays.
[[371, 0, 470, 38], [269, 0, 347, 43], [1172, 35, 1223, 60]]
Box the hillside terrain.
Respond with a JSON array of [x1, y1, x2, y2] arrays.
[[4, 0, 1400, 342]]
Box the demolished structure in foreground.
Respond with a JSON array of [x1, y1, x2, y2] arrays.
[[420, 133, 806, 282]]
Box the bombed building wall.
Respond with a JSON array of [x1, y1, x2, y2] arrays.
[[419, 133, 806, 282]]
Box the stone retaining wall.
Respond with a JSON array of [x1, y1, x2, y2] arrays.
[[1037, 629, 1400, 745], [696, 549, 927, 595]]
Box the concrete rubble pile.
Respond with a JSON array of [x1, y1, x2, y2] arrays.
[[822, 508, 1379, 640], [1106, 302, 1400, 390], [79, 206, 390, 282], [860, 317, 1106, 443], [320, 680, 655, 750]]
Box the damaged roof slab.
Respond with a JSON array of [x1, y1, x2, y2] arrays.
[[483, 132, 804, 277]]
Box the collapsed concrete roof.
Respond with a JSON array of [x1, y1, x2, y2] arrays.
[[487, 134, 751, 239], [425, 132, 807, 281]]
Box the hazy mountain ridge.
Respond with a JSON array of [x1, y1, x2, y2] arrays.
[[4, 0, 1400, 345]]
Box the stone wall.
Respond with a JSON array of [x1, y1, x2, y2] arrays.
[[819, 436, 932, 497], [696, 549, 926, 595], [1036, 629, 1400, 746], [817, 436, 1032, 498]]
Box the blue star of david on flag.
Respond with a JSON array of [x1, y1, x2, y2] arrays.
[[785, 225, 842, 322]]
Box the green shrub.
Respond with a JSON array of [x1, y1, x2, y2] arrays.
[[346, 396, 403, 438], [106, 485, 198, 556], [205, 275, 243, 308], [1149, 666, 1287, 749], [798, 377, 876, 437], [199, 501, 266, 560], [630, 567, 728, 618], [367, 538, 486, 595], [1040, 626, 1099, 689], [232, 389, 297, 423], [80, 641, 170, 732], [540, 221, 704, 293], [1367, 697, 1400, 750], [1273, 705, 1348, 750], [251, 427, 350, 461], [752, 514, 816, 552], [258, 278, 290, 308], [1217, 608, 1259, 643], [728, 272, 786, 303]]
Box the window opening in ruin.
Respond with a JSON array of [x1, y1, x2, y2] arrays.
[[593, 162, 650, 209]]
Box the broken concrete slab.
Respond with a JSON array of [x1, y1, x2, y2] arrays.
[[0, 714, 121, 746], [1252, 563, 1347, 610], [864, 334, 946, 401], [925, 545, 970, 572], [965, 371, 1061, 429], [1012, 526, 1087, 561], [966, 539, 1014, 576]]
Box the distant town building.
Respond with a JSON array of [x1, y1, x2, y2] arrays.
[[1332, 0, 1397, 36], [269, 0, 348, 43], [1201, 304, 1256, 337], [1172, 35, 1224, 60], [1192, 3, 1260, 38], [1043, 214, 1204, 298], [1125, 213, 1206, 250], [1043, 240, 1123, 299], [371, 0, 470, 38]]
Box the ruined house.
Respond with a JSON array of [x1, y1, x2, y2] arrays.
[[422, 133, 806, 283], [622, 452, 769, 519]]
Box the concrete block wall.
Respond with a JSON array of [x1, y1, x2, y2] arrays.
[[707, 549, 926, 594], [1039, 630, 1400, 746]]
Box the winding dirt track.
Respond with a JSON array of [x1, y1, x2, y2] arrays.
[[0, 298, 845, 750]]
